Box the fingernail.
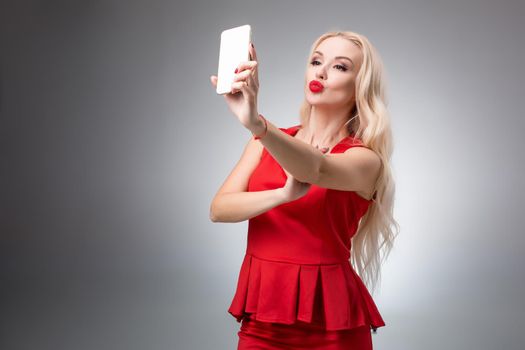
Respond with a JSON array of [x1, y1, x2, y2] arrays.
[[234, 68, 238, 73]]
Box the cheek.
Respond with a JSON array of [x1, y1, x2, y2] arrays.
[[338, 76, 355, 90], [332, 78, 355, 95]]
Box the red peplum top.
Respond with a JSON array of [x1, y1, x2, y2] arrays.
[[227, 124, 386, 332]]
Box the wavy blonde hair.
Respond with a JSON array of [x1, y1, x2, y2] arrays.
[[299, 30, 400, 294]]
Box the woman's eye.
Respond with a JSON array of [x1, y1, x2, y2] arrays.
[[310, 60, 348, 72]]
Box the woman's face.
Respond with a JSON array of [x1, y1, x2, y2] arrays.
[[305, 36, 362, 109]]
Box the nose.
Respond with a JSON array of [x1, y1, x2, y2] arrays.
[[315, 65, 326, 80]]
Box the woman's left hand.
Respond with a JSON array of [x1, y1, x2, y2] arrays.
[[210, 42, 260, 132]]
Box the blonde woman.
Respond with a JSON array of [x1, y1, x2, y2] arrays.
[[210, 30, 399, 350]]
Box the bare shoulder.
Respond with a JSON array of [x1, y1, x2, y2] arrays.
[[315, 144, 381, 194], [343, 146, 382, 171], [342, 146, 382, 187], [213, 136, 265, 196]]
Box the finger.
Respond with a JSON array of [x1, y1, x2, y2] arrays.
[[249, 43, 258, 81], [232, 69, 252, 83], [234, 63, 258, 91], [235, 60, 257, 73], [234, 72, 258, 98], [210, 75, 217, 87], [249, 42, 257, 62], [230, 81, 247, 94]]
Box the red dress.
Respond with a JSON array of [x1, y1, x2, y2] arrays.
[[228, 124, 386, 349]]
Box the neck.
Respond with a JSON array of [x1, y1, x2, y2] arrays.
[[303, 104, 354, 147]]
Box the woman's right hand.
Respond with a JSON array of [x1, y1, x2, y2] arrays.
[[278, 147, 329, 203], [209, 43, 260, 130], [279, 168, 311, 203]]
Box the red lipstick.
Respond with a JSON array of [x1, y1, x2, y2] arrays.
[[309, 80, 324, 93]]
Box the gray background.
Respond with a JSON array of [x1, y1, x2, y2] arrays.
[[1, 0, 524, 349]]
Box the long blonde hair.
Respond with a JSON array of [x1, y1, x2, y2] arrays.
[[299, 31, 400, 294]]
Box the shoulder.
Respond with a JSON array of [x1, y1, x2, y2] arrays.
[[338, 135, 381, 167], [342, 143, 382, 173]]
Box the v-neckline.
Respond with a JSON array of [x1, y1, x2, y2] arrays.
[[291, 125, 351, 154], [289, 125, 373, 202]]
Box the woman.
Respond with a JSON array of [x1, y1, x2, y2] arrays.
[[209, 30, 399, 350]]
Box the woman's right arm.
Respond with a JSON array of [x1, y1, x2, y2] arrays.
[[210, 136, 288, 223], [210, 189, 286, 223]]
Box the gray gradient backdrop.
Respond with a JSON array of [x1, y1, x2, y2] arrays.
[[1, 0, 524, 349]]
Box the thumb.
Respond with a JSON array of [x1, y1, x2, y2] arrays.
[[210, 75, 217, 87]]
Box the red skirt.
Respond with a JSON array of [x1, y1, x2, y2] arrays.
[[237, 314, 373, 350]]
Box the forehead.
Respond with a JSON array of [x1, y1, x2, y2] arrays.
[[314, 36, 362, 68]]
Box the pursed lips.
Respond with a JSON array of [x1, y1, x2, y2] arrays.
[[309, 80, 324, 92]]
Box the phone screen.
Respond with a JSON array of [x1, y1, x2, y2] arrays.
[[216, 24, 252, 95]]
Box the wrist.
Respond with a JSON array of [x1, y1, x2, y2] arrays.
[[250, 114, 267, 140], [274, 188, 288, 204]]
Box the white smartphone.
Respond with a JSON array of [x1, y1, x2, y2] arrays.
[[216, 24, 252, 95]]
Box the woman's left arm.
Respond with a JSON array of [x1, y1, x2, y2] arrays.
[[238, 43, 324, 183], [248, 117, 323, 183], [244, 45, 381, 190], [209, 42, 324, 183]]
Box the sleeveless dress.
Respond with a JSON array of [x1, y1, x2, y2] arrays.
[[228, 124, 386, 349]]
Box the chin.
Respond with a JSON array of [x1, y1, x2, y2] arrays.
[[305, 90, 322, 103], [307, 100, 332, 108], [305, 93, 328, 105]]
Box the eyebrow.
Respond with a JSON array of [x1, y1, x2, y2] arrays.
[[313, 50, 354, 67]]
